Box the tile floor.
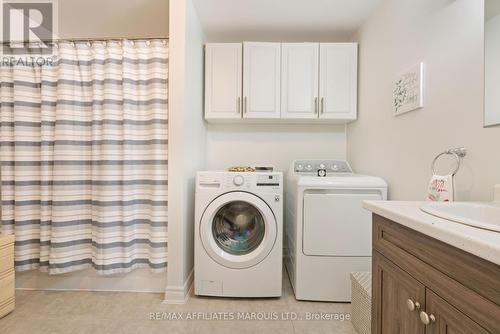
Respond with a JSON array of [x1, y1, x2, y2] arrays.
[[0, 271, 356, 334]]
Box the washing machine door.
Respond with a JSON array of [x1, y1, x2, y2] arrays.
[[200, 191, 277, 269]]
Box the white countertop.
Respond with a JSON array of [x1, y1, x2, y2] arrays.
[[363, 201, 500, 266]]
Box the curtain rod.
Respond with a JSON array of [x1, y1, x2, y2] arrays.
[[1, 37, 169, 44]]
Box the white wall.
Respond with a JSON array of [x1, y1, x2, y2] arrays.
[[485, 11, 500, 126], [166, 0, 207, 303], [192, 0, 378, 43], [204, 37, 354, 174], [205, 32, 354, 43], [58, 0, 169, 39], [347, 0, 500, 201], [206, 124, 347, 172], [167, 4, 352, 300], [198, 2, 358, 173]]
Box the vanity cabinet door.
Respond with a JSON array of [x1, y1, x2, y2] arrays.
[[373, 251, 426, 334], [204, 43, 243, 120], [319, 43, 357, 121], [424, 290, 490, 334]]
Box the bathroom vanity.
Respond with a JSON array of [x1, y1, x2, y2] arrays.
[[364, 201, 500, 334]]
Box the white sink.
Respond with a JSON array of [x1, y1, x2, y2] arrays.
[[420, 202, 500, 233]]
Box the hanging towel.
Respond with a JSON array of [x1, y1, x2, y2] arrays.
[[427, 174, 454, 202]]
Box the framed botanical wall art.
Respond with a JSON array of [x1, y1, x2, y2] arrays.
[[393, 62, 424, 116]]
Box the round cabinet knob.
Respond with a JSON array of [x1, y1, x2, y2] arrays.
[[305, 164, 313, 171], [332, 164, 339, 171], [233, 175, 244, 186], [419, 311, 436, 325], [406, 299, 421, 312], [296, 164, 303, 171]]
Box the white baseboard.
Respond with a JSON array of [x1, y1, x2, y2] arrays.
[[163, 269, 193, 304]]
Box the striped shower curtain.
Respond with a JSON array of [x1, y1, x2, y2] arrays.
[[0, 40, 169, 275]]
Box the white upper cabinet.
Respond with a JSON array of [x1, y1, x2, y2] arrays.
[[205, 43, 242, 120], [242, 42, 281, 119], [204, 42, 358, 123], [319, 43, 358, 120], [281, 43, 319, 119]]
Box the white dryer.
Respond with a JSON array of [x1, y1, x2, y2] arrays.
[[195, 171, 283, 297], [285, 160, 387, 302]]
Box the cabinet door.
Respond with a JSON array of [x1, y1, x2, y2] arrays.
[[319, 43, 358, 120], [281, 43, 319, 119], [372, 251, 426, 334], [243, 42, 281, 119], [425, 290, 490, 334], [205, 43, 242, 119]]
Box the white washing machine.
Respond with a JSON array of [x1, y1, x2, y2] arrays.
[[195, 171, 283, 297], [285, 160, 387, 302]]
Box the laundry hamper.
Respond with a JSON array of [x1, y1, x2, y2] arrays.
[[350, 272, 372, 334]]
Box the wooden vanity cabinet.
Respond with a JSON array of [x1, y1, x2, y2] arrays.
[[372, 215, 500, 334], [373, 252, 426, 334], [425, 290, 489, 334]]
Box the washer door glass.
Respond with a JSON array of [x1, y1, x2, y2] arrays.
[[212, 201, 266, 255], [200, 191, 277, 269]]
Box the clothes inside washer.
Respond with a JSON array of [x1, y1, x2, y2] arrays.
[[212, 201, 266, 255]]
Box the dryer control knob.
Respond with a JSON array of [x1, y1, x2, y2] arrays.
[[233, 175, 245, 186]]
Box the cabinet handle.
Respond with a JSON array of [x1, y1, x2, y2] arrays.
[[321, 97, 325, 114], [244, 96, 248, 114], [314, 97, 318, 114], [238, 97, 241, 115], [406, 299, 421, 312], [419, 311, 436, 325]]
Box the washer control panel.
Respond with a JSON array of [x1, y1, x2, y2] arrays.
[[198, 171, 282, 193], [220, 172, 282, 190], [232, 175, 245, 186], [256, 174, 280, 187], [294, 160, 352, 175], [224, 174, 252, 189]]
